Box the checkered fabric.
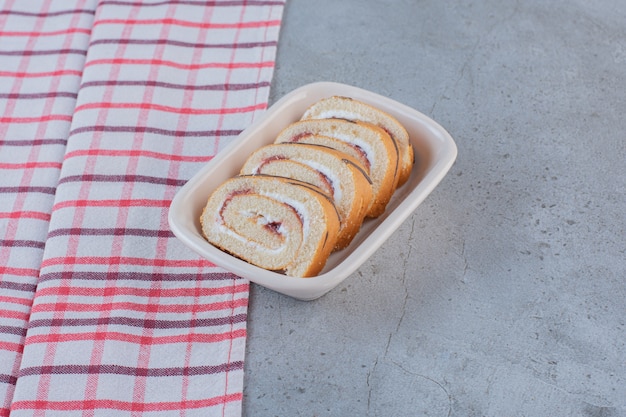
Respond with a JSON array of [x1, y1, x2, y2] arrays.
[[0, 2, 97, 415], [0, 1, 285, 416]]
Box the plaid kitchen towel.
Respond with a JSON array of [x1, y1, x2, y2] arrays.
[[1, 1, 285, 416], [0, 1, 97, 415]]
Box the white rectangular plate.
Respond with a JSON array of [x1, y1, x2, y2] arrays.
[[168, 82, 457, 300]]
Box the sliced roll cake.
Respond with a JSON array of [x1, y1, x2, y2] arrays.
[[302, 96, 414, 186], [240, 143, 373, 250], [274, 118, 399, 218], [201, 175, 340, 278]]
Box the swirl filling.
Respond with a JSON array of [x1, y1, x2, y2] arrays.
[[216, 191, 305, 271]]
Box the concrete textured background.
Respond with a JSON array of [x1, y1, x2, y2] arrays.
[[243, 0, 626, 416]]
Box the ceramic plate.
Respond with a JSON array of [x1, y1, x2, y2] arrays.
[[168, 82, 457, 300]]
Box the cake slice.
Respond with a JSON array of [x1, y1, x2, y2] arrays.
[[274, 118, 399, 218], [240, 143, 373, 249], [200, 175, 340, 277], [302, 96, 414, 186]]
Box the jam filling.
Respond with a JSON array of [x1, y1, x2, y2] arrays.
[[264, 221, 282, 235], [256, 155, 287, 173], [289, 132, 312, 142]]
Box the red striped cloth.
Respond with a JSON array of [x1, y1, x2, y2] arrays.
[[0, 2, 96, 415], [1, 1, 285, 416]]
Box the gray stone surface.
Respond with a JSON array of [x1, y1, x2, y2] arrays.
[[243, 0, 626, 415]]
